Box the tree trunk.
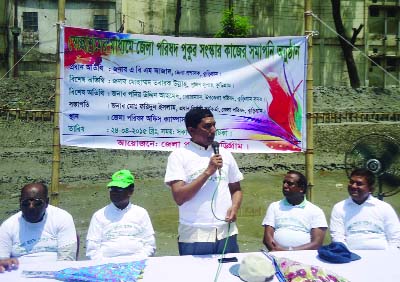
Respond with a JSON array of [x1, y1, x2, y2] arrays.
[[174, 0, 182, 37], [331, 0, 361, 89]]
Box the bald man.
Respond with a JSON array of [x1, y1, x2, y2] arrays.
[[0, 182, 77, 264]]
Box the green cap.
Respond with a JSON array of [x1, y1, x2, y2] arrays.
[[107, 170, 135, 188]]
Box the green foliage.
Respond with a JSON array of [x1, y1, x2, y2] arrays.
[[215, 8, 253, 38]]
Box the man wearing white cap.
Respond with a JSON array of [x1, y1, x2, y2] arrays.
[[86, 169, 156, 260]]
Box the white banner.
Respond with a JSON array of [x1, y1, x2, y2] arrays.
[[60, 26, 307, 153]]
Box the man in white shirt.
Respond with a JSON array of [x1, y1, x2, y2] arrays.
[[86, 170, 156, 260], [262, 171, 327, 251], [330, 168, 400, 250], [0, 182, 77, 263], [165, 107, 243, 255]]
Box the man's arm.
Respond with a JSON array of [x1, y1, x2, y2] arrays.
[[0, 222, 12, 260], [330, 205, 346, 244], [86, 214, 103, 260], [169, 154, 221, 206], [263, 225, 286, 251], [225, 182, 242, 222], [56, 212, 78, 261], [0, 258, 18, 273], [383, 204, 400, 249]]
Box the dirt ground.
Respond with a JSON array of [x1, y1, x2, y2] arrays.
[[0, 78, 399, 258]]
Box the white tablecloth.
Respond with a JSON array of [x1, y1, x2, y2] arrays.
[[1, 250, 399, 281]]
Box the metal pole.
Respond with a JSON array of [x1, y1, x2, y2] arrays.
[[304, 0, 314, 201], [50, 0, 65, 206]]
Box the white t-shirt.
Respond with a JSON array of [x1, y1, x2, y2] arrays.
[[330, 195, 400, 250], [164, 141, 243, 227], [0, 205, 77, 263], [86, 202, 156, 260], [262, 199, 328, 248]]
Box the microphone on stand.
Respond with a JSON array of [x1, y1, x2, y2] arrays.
[[211, 141, 221, 175]]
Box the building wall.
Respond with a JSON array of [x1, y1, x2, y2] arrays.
[[7, 0, 117, 76], [3, 0, 400, 87]]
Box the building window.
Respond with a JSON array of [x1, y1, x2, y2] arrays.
[[369, 7, 380, 17], [23, 12, 38, 32], [386, 58, 397, 72], [94, 15, 108, 31], [387, 9, 397, 18]]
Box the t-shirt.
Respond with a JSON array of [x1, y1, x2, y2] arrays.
[[0, 205, 77, 262], [86, 202, 156, 260], [262, 199, 327, 248], [164, 141, 243, 227], [330, 195, 400, 250]]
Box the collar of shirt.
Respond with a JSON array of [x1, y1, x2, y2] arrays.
[[189, 140, 213, 151], [348, 194, 375, 206], [282, 198, 307, 208], [111, 202, 132, 212]]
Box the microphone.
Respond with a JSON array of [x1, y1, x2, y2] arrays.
[[211, 141, 220, 155], [211, 141, 221, 175]]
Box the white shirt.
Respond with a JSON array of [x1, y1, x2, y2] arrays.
[[330, 195, 400, 250], [0, 205, 77, 262], [86, 202, 156, 260], [165, 141, 243, 228], [262, 199, 327, 248]]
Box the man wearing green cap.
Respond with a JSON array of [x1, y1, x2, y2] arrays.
[[86, 170, 156, 260]]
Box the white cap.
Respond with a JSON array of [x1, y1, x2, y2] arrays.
[[238, 254, 275, 282]]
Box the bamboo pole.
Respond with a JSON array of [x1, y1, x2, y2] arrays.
[[50, 0, 65, 206], [304, 0, 314, 201]]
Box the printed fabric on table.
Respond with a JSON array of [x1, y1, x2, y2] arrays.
[[22, 260, 147, 282], [274, 256, 349, 282]]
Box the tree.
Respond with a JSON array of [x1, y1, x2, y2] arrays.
[[331, 0, 364, 89], [215, 8, 253, 38], [174, 0, 182, 37]]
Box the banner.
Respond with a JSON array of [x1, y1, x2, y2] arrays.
[[60, 26, 307, 153]]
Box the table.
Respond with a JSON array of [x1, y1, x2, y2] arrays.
[[1, 250, 399, 281]]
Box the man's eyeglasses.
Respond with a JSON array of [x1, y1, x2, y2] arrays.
[[21, 198, 45, 208], [283, 180, 297, 186]]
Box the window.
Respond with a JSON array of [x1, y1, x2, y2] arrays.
[[387, 9, 397, 18], [23, 12, 38, 32], [386, 58, 397, 72], [94, 15, 108, 31], [369, 7, 380, 17]]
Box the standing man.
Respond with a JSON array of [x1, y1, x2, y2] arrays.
[[330, 168, 400, 249], [262, 170, 327, 251], [0, 182, 77, 262], [165, 107, 243, 255], [86, 169, 156, 260]]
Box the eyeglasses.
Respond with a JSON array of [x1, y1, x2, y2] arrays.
[[283, 180, 297, 186], [21, 198, 45, 208]]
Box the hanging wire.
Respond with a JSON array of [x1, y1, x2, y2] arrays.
[[210, 173, 233, 282], [307, 11, 400, 84], [0, 24, 56, 81]]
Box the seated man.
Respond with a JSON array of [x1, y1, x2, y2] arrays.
[[330, 168, 400, 250], [262, 170, 327, 251], [86, 170, 156, 260], [0, 183, 77, 263]]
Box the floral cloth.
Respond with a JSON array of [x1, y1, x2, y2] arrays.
[[22, 260, 146, 282], [275, 257, 350, 282]]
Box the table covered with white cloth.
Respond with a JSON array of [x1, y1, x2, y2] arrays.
[[1, 250, 399, 282]]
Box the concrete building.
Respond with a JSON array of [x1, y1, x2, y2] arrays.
[[0, 0, 120, 77], [0, 0, 399, 87]]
